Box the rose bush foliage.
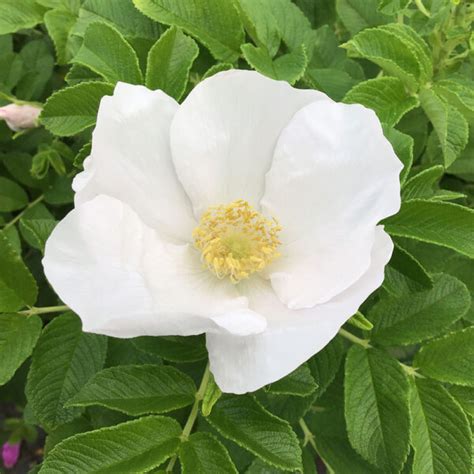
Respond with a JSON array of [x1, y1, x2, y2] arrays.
[[0, 0, 473, 472]]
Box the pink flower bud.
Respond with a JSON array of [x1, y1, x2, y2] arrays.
[[2, 442, 20, 469], [0, 103, 41, 132]]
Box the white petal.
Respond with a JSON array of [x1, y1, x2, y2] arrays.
[[170, 70, 330, 217], [43, 195, 250, 338], [73, 82, 196, 242], [261, 100, 402, 308], [207, 227, 393, 394]]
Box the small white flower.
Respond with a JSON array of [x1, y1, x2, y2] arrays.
[[0, 103, 41, 131], [43, 70, 402, 394]]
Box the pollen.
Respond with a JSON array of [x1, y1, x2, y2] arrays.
[[193, 199, 282, 283]]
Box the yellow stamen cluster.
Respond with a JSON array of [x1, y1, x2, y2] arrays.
[[193, 199, 282, 283]]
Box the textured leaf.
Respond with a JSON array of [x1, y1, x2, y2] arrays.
[[207, 395, 302, 470], [26, 313, 107, 429], [0, 314, 42, 386], [369, 273, 470, 345], [414, 327, 474, 387], [19, 218, 57, 253], [343, 24, 432, 90], [132, 335, 207, 362], [179, 432, 238, 474], [73, 0, 160, 39], [146, 26, 199, 100], [344, 77, 418, 127], [419, 88, 469, 167], [336, 0, 391, 35], [0, 177, 28, 212], [384, 200, 474, 258], [345, 346, 410, 473], [241, 43, 307, 84], [410, 378, 472, 474], [67, 364, 196, 415], [307, 336, 345, 399], [0, 0, 45, 34], [266, 364, 317, 397], [44, 8, 80, 65], [39, 416, 181, 473], [40, 82, 114, 136], [402, 165, 444, 201], [0, 232, 38, 312], [133, 0, 244, 62], [73, 22, 142, 84], [388, 243, 434, 290], [384, 127, 413, 186], [236, 0, 281, 57]]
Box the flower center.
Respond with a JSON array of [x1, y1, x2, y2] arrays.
[[193, 199, 282, 283]]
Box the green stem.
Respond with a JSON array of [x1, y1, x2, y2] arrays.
[[338, 328, 371, 348], [299, 419, 318, 453], [414, 0, 430, 17], [2, 195, 44, 231], [19, 305, 69, 316], [166, 363, 211, 472]]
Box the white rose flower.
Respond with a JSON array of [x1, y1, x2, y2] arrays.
[[43, 70, 402, 394], [0, 103, 41, 132]]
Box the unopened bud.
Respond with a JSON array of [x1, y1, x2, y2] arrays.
[[2, 442, 20, 469], [0, 103, 41, 132]]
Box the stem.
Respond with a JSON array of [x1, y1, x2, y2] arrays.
[[2, 195, 44, 231], [338, 328, 371, 348], [19, 305, 69, 316], [414, 0, 430, 17], [166, 363, 211, 472], [299, 419, 318, 453]]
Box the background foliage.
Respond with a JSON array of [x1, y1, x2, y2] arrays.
[[0, 0, 473, 472]]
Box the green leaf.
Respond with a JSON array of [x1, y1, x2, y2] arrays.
[[146, 26, 199, 100], [0, 0, 45, 34], [67, 364, 196, 415], [73, 22, 142, 84], [133, 0, 244, 62], [384, 127, 413, 186], [202, 372, 222, 417], [179, 432, 238, 474], [343, 24, 432, 90], [266, 364, 317, 397], [384, 200, 474, 259], [40, 82, 114, 137], [39, 416, 181, 473], [402, 165, 444, 201], [236, 0, 281, 57], [348, 311, 374, 331], [344, 77, 418, 127], [0, 314, 42, 386], [410, 378, 472, 474], [242, 43, 307, 85], [344, 346, 410, 473], [73, 0, 161, 40], [414, 327, 474, 387], [19, 218, 57, 253], [336, 0, 391, 35], [388, 243, 434, 290], [132, 335, 207, 362], [307, 336, 345, 399], [0, 232, 38, 312], [369, 273, 470, 346], [419, 88, 469, 167], [26, 313, 107, 429], [207, 395, 302, 471], [434, 78, 474, 121], [308, 371, 381, 474], [0, 177, 28, 212], [44, 8, 80, 65]]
